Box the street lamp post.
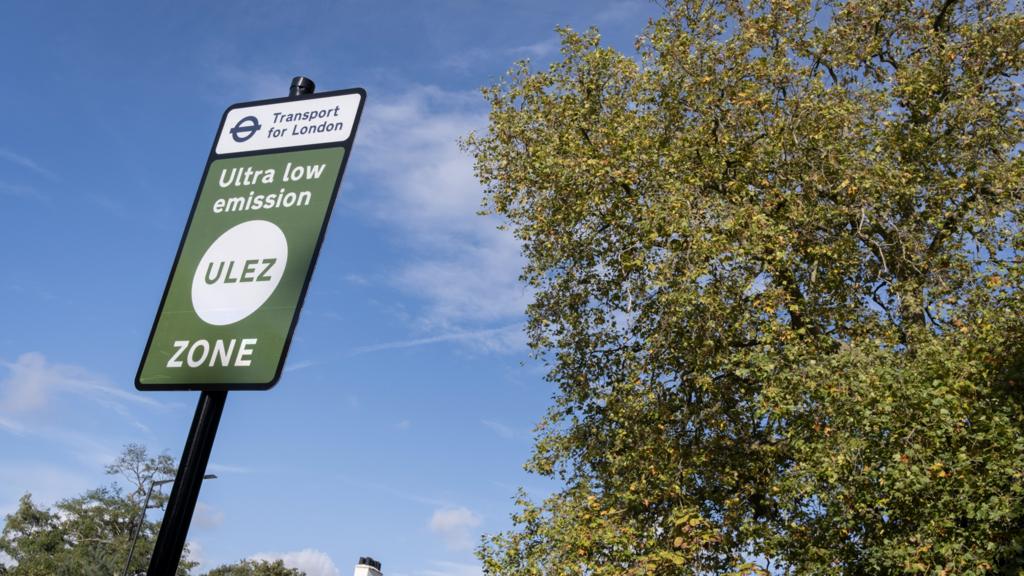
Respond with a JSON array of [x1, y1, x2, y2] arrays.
[[122, 474, 216, 576]]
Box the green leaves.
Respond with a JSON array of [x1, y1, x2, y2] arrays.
[[205, 559, 305, 576], [0, 446, 197, 576], [467, 0, 1024, 573]]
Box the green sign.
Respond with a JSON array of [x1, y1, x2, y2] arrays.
[[137, 88, 365, 391]]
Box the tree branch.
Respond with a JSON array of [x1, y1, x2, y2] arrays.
[[933, 0, 960, 32]]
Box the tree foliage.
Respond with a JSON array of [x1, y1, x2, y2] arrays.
[[466, 0, 1024, 573], [107, 442, 177, 512], [0, 444, 191, 576], [205, 559, 305, 576]]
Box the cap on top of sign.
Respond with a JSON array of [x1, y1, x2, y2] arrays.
[[215, 91, 363, 155]]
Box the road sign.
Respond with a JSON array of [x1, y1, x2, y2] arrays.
[[137, 87, 366, 391]]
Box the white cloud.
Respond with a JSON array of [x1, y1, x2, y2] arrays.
[[0, 353, 51, 413], [0, 148, 60, 181], [193, 501, 225, 528], [0, 462, 93, 518], [284, 359, 318, 373], [480, 419, 517, 440], [17, 425, 121, 469], [0, 352, 160, 416], [442, 47, 493, 71], [0, 181, 44, 201], [207, 462, 253, 475], [350, 324, 524, 356], [508, 37, 560, 58], [0, 353, 169, 475], [252, 549, 340, 576], [595, 0, 652, 24], [0, 414, 23, 433], [354, 85, 530, 347], [395, 243, 530, 326], [0, 353, 165, 462], [185, 540, 206, 570], [429, 507, 483, 551], [443, 34, 560, 72], [419, 560, 483, 576], [357, 86, 485, 238], [206, 63, 292, 103], [345, 273, 370, 286]]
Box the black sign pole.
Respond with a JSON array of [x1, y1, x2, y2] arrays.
[[145, 77, 317, 576], [146, 391, 226, 576]]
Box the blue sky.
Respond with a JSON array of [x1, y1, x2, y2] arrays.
[[0, 2, 660, 575]]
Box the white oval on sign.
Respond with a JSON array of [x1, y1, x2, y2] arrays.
[[191, 220, 288, 326]]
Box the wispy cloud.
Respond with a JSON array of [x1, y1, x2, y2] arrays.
[[480, 419, 518, 440], [508, 37, 560, 58], [443, 36, 559, 72], [354, 85, 530, 345], [86, 193, 132, 219], [207, 462, 253, 476], [349, 323, 524, 355], [336, 474, 453, 509], [0, 353, 167, 467], [205, 63, 292, 103], [0, 415, 23, 434], [193, 501, 225, 528], [252, 549, 340, 576], [419, 561, 483, 576], [0, 462, 92, 510], [395, 248, 530, 328], [0, 148, 60, 181], [442, 47, 493, 72], [185, 540, 207, 571], [595, 0, 653, 24], [23, 423, 126, 468], [345, 273, 370, 286], [0, 182, 46, 202], [284, 359, 318, 373], [356, 85, 485, 239], [429, 507, 483, 551], [0, 352, 160, 416]]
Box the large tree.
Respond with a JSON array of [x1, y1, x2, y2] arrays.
[[466, 0, 1024, 573], [0, 444, 192, 576]]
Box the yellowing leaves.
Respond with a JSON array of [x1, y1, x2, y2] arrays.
[[470, 0, 1024, 574]]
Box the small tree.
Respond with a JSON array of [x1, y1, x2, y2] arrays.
[[205, 559, 305, 576], [466, 0, 1024, 573]]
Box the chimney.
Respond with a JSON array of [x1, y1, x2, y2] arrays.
[[354, 557, 382, 576]]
